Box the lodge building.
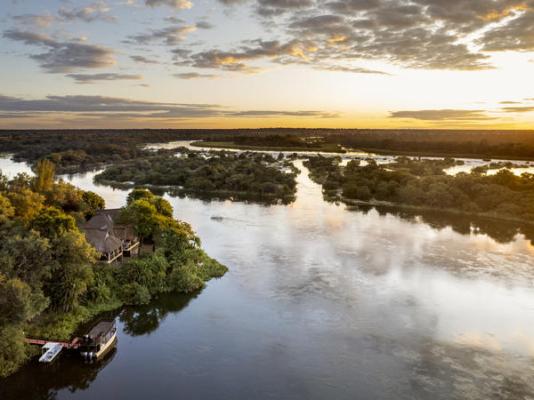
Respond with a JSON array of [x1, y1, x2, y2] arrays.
[[82, 209, 139, 263]]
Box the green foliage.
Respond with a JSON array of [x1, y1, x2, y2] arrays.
[[306, 156, 534, 221], [33, 159, 56, 193], [168, 260, 205, 293], [0, 182, 226, 377], [96, 150, 298, 204], [44, 231, 96, 312], [0, 276, 44, 327], [120, 199, 162, 242], [127, 188, 155, 204], [31, 207, 77, 238], [0, 224, 52, 289], [0, 326, 27, 378], [82, 191, 105, 218], [116, 252, 169, 297], [119, 283, 151, 305], [7, 188, 44, 223], [0, 193, 15, 219]]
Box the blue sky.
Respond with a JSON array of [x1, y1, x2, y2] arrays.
[[1, 0, 534, 128]]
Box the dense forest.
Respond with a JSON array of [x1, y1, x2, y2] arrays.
[[95, 149, 299, 204], [0, 161, 226, 378], [304, 155, 534, 222], [197, 130, 534, 160], [3, 129, 534, 174]]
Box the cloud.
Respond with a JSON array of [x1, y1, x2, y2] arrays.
[[178, 39, 322, 72], [229, 110, 340, 118], [0, 94, 340, 120], [67, 73, 143, 84], [501, 106, 534, 113], [127, 25, 197, 45], [13, 14, 56, 28], [130, 55, 159, 64], [214, 0, 534, 72], [58, 1, 116, 23], [175, 72, 218, 79], [3, 29, 115, 73], [145, 0, 192, 9], [318, 64, 390, 75], [390, 109, 493, 121]]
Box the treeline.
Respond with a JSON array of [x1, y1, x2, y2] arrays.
[[95, 149, 299, 204], [305, 155, 534, 222], [3, 129, 534, 172], [325, 130, 534, 160], [0, 162, 226, 377]]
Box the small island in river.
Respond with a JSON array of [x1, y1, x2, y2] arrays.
[[95, 148, 299, 204], [305, 155, 534, 223], [0, 160, 227, 378]]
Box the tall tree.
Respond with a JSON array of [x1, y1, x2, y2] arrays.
[[34, 159, 56, 193]]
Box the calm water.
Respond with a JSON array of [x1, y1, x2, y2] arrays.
[[1, 154, 534, 400]]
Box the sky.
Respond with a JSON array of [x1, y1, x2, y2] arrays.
[[1, 0, 534, 129]]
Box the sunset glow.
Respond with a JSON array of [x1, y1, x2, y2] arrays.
[[1, 0, 534, 129]]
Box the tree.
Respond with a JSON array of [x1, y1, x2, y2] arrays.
[[0, 225, 52, 290], [0, 194, 15, 220], [82, 191, 105, 218], [45, 231, 96, 312], [33, 159, 56, 193], [31, 207, 77, 238], [120, 199, 161, 246], [127, 188, 154, 205], [153, 196, 173, 217], [7, 188, 44, 223], [0, 276, 46, 327], [0, 326, 26, 378]]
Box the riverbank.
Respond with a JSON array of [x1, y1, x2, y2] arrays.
[[190, 140, 346, 153], [348, 147, 534, 162]]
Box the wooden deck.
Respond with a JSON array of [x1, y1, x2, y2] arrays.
[[25, 337, 81, 349]]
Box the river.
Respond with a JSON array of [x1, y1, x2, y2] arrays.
[[1, 151, 534, 400]]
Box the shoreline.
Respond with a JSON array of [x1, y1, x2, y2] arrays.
[[190, 140, 534, 162], [328, 194, 534, 227]]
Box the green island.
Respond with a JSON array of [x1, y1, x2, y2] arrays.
[[0, 160, 227, 378], [95, 148, 299, 204], [304, 155, 534, 223], [191, 134, 345, 153]]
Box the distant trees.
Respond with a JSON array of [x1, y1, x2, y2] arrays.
[[306, 155, 534, 221], [96, 150, 299, 204]]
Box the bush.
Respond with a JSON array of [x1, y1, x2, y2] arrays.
[[168, 261, 205, 293], [0, 326, 27, 378], [119, 283, 151, 305]]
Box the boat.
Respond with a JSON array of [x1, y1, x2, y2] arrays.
[[79, 320, 117, 362], [39, 342, 63, 363]]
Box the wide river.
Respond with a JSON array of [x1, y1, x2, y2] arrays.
[[1, 150, 534, 400]]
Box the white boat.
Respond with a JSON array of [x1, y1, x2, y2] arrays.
[[39, 342, 63, 363], [79, 320, 117, 362]]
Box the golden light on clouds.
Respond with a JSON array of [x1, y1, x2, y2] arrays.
[[1, 0, 534, 128]]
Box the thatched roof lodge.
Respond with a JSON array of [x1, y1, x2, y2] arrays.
[[82, 209, 139, 263]]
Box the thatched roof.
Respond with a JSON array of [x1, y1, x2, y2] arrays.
[[82, 209, 134, 255]]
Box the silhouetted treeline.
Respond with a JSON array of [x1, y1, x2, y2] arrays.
[[3, 129, 534, 172]]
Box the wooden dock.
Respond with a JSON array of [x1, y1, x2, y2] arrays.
[[25, 337, 81, 349]]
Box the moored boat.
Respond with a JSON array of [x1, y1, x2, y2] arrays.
[[79, 320, 117, 362]]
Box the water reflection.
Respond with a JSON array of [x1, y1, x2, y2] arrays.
[[2, 153, 534, 399], [120, 292, 197, 336], [0, 348, 117, 400]]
